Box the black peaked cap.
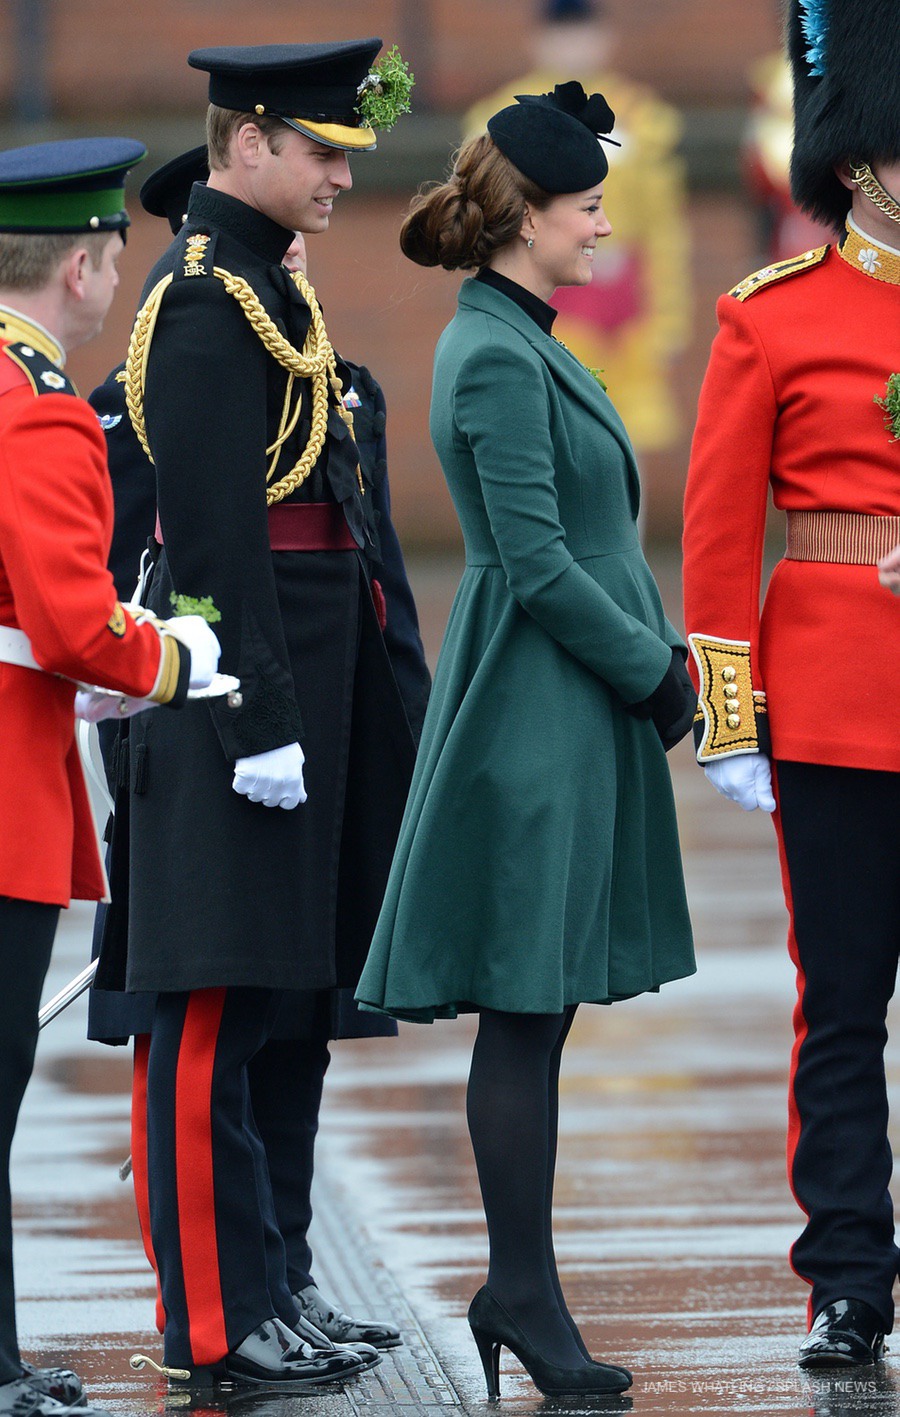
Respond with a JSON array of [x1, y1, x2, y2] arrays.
[[140, 146, 209, 234], [788, 0, 900, 228], [188, 40, 382, 150], [487, 82, 615, 193]]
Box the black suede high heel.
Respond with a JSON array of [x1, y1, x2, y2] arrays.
[[467, 1287, 632, 1399]]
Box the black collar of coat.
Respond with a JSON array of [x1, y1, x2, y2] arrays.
[[475, 267, 558, 335], [184, 183, 295, 267]]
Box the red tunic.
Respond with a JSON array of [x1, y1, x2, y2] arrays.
[[683, 235, 900, 772], [0, 324, 166, 906]]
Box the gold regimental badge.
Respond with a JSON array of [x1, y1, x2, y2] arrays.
[[183, 233, 211, 278], [107, 602, 127, 637]]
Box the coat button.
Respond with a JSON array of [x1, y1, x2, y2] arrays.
[[722, 666, 737, 682], [726, 713, 741, 730], [725, 698, 740, 713]]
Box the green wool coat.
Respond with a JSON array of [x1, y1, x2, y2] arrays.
[[356, 277, 695, 1021]]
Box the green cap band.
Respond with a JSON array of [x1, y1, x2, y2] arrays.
[[0, 184, 126, 232]]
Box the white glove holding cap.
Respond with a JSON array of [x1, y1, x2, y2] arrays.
[[163, 615, 221, 690], [703, 752, 776, 812], [232, 742, 307, 810], [74, 689, 159, 723]]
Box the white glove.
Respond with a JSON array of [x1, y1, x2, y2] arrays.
[[163, 615, 221, 690], [703, 752, 776, 812], [74, 689, 158, 723], [232, 742, 307, 810]]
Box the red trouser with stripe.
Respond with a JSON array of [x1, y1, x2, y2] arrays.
[[142, 987, 299, 1368], [776, 760, 900, 1333]]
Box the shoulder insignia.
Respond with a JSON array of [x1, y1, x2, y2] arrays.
[[107, 602, 127, 637], [729, 245, 830, 301], [2, 342, 77, 397], [173, 227, 217, 281]]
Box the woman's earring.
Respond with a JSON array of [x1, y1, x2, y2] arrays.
[[527, 237, 534, 249]]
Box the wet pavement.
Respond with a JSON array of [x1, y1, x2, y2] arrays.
[[15, 550, 900, 1417]]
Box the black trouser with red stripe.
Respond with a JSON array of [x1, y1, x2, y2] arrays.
[[0, 898, 58, 1385], [134, 1032, 331, 1338], [777, 761, 900, 1332], [146, 987, 302, 1368], [246, 1037, 330, 1297]]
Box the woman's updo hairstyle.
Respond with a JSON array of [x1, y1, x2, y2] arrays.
[[400, 133, 552, 272], [401, 85, 615, 271]]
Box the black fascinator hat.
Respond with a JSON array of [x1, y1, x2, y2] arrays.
[[488, 81, 616, 193]]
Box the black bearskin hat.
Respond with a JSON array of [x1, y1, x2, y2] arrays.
[[788, 0, 900, 229]]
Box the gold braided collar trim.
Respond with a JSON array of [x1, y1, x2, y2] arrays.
[[0, 304, 64, 365], [838, 218, 900, 286]]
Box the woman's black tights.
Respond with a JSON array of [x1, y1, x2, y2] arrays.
[[466, 1005, 589, 1368]]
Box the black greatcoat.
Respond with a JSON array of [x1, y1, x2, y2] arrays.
[[97, 184, 417, 995]]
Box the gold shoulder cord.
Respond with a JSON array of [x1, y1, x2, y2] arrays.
[[125, 268, 360, 506]]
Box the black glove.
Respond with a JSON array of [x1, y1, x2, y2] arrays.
[[626, 648, 697, 752]]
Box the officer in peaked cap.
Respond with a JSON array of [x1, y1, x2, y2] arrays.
[[93, 42, 419, 1388], [683, 0, 900, 1369], [0, 137, 223, 1417], [85, 141, 429, 1359], [187, 40, 383, 150]]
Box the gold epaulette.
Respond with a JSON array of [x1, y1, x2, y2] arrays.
[[688, 633, 770, 762], [728, 245, 829, 302]]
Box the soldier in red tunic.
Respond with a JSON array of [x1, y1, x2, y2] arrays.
[[0, 138, 220, 1417], [683, 0, 900, 1369]]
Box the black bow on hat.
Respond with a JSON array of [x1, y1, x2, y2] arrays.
[[487, 81, 617, 194], [516, 82, 617, 146]]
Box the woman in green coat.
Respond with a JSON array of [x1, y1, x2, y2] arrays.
[[356, 84, 695, 1398]]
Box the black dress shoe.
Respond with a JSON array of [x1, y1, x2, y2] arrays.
[[19, 1366, 84, 1408], [798, 1299, 886, 1368], [288, 1314, 381, 1373], [294, 1285, 402, 1350], [0, 1377, 108, 1417], [169, 1316, 368, 1388]]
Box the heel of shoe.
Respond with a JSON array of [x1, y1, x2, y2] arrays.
[[470, 1324, 501, 1400]]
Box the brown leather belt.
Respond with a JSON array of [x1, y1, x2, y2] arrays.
[[784, 510, 900, 565], [154, 501, 356, 552]]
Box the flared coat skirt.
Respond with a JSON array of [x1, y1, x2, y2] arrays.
[[356, 557, 695, 1022]]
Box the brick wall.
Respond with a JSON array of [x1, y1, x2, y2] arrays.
[[1, 0, 782, 116]]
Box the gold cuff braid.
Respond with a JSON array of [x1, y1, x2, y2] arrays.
[[124, 268, 360, 507], [688, 633, 767, 761], [147, 633, 181, 705]]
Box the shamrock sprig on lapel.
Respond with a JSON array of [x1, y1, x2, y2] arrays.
[[874, 373, 900, 442], [553, 334, 607, 392]]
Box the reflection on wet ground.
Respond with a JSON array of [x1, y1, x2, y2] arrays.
[[14, 551, 900, 1416]]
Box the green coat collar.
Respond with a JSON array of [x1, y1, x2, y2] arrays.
[[457, 277, 639, 499]]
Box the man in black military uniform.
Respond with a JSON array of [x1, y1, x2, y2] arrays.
[[88, 144, 429, 1356], [96, 42, 421, 1387]]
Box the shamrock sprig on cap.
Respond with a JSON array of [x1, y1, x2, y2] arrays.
[[356, 46, 414, 131]]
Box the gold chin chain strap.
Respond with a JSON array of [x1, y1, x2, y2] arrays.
[[125, 267, 360, 506], [850, 163, 900, 226]]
